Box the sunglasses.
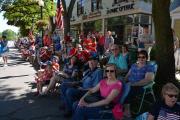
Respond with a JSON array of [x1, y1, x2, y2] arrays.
[[166, 94, 178, 98], [105, 70, 115, 73], [138, 56, 146, 59]]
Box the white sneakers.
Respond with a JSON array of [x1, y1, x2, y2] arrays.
[[3, 63, 8, 67]]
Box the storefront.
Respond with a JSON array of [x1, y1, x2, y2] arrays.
[[106, 13, 152, 45], [70, 23, 81, 38], [83, 19, 102, 35], [70, 0, 153, 44], [171, 6, 180, 40]]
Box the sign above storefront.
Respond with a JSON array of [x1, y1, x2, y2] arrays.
[[107, 3, 134, 14], [82, 11, 101, 20]]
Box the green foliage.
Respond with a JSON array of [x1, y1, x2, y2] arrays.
[[2, 29, 17, 40], [94, 20, 102, 32], [1, 0, 56, 36]]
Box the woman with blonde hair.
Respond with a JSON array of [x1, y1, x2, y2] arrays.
[[148, 82, 180, 120], [72, 63, 123, 120]]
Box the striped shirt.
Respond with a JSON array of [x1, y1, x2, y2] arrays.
[[149, 101, 180, 120]]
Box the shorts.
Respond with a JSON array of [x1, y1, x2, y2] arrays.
[[1, 52, 8, 57]]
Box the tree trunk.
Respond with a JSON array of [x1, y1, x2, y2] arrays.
[[63, 14, 70, 36], [152, 0, 179, 89], [50, 17, 56, 33], [61, 0, 76, 36]]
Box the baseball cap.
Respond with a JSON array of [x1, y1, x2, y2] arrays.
[[88, 52, 99, 61]]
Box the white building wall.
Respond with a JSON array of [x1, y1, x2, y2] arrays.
[[70, 0, 153, 42], [71, 0, 152, 23]]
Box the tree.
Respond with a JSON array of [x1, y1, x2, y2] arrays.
[[2, 29, 17, 40], [61, 0, 76, 36], [152, 0, 179, 90], [1, 0, 55, 36]]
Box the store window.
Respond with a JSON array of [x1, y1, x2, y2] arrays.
[[174, 19, 180, 40], [107, 14, 152, 44], [91, 0, 102, 12], [77, 0, 84, 16], [140, 14, 149, 25]]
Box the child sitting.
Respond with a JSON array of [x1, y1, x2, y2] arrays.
[[35, 62, 53, 95]]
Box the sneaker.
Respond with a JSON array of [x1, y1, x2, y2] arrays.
[[4, 64, 8, 67]]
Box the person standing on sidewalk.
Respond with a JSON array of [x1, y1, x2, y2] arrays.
[[0, 36, 9, 66]]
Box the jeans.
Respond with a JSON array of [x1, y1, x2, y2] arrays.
[[60, 79, 74, 109], [72, 106, 113, 120], [124, 85, 144, 104], [65, 88, 87, 111], [60, 79, 87, 112]]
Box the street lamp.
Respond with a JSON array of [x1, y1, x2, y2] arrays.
[[38, 0, 44, 46]]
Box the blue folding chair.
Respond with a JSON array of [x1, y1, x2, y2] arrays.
[[134, 61, 157, 114]]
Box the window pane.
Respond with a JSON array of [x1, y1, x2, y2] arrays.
[[140, 14, 149, 24]]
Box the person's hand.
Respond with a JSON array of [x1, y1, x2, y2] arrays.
[[78, 98, 88, 107], [78, 87, 84, 91]]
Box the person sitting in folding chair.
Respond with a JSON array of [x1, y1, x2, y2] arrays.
[[124, 50, 155, 117], [148, 82, 180, 120], [72, 63, 123, 120]]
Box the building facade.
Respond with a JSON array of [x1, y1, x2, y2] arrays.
[[171, 0, 180, 40], [70, 0, 152, 44]]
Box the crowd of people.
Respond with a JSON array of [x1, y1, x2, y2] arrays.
[[2, 28, 180, 120]]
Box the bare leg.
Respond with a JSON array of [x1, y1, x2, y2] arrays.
[[38, 82, 43, 94], [44, 75, 59, 94], [36, 82, 40, 93], [3, 56, 8, 64]]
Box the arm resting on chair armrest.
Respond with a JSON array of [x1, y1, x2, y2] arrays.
[[143, 81, 155, 89], [131, 72, 155, 86]]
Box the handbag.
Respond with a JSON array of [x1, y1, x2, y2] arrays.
[[84, 92, 103, 103], [112, 104, 123, 120]]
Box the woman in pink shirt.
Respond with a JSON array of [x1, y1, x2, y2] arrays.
[[72, 63, 122, 120]]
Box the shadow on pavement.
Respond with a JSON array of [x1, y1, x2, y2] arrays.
[[0, 47, 71, 120], [0, 85, 69, 120], [26, 81, 37, 89], [0, 75, 29, 80]]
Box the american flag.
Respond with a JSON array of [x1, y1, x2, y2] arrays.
[[55, 0, 63, 29], [157, 109, 180, 120]]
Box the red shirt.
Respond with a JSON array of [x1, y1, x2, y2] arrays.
[[98, 36, 105, 46], [39, 48, 52, 61], [69, 48, 77, 57], [64, 35, 71, 43], [83, 38, 97, 52], [76, 50, 90, 63], [43, 35, 52, 47]]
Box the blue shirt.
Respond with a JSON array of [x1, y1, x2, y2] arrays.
[[52, 35, 61, 51], [128, 63, 155, 83], [63, 63, 78, 78], [82, 68, 103, 89], [108, 53, 128, 70], [0, 40, 8, 53]]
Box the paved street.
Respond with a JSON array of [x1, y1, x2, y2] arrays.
[[0, 45, 68, 120]]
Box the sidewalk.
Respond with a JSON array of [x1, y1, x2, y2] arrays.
[[0, 47, 68, 120]]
